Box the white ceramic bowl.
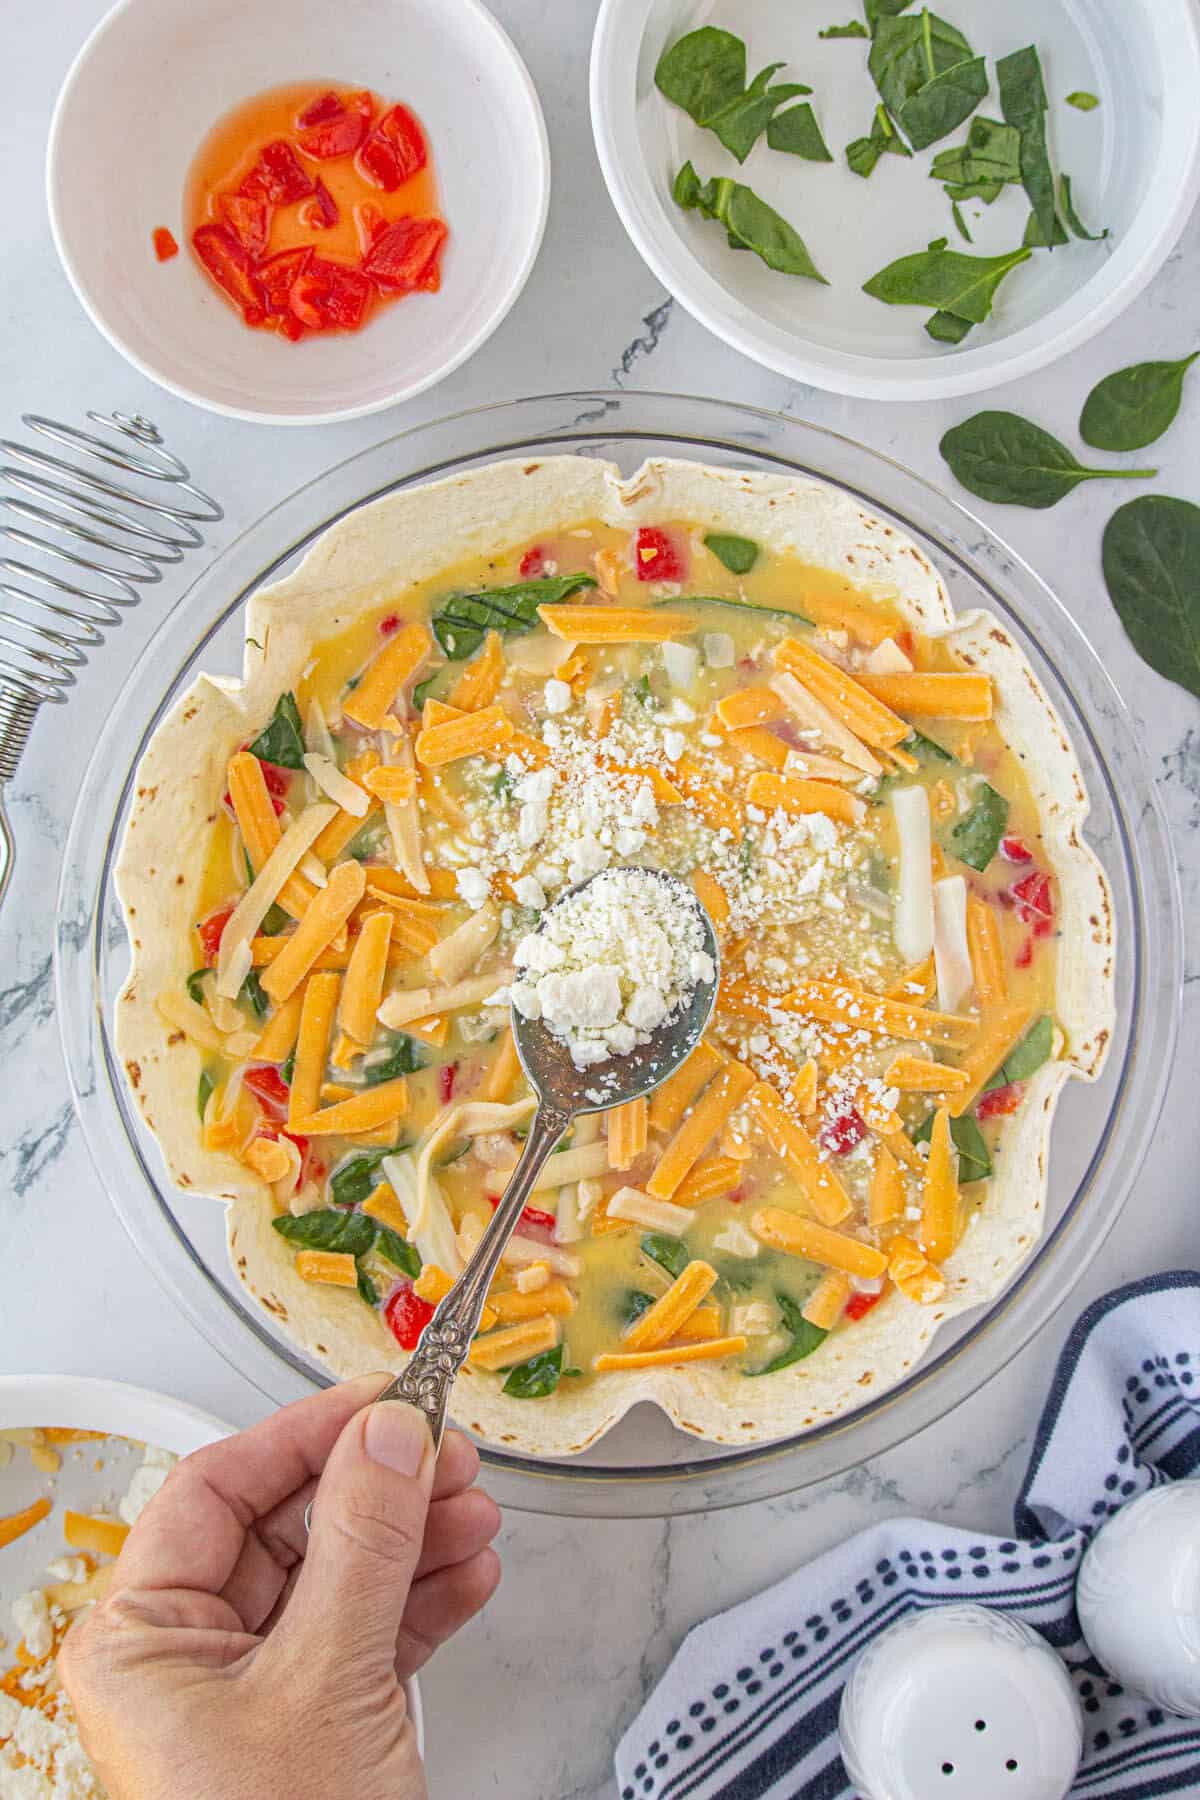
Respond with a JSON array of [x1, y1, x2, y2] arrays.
[[591, 0, 1200, 400], [0, 1375, 422, 1751], [47, 0, 549, 425]]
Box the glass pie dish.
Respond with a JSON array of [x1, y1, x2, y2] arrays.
[[55, 392, 1181, 1517]]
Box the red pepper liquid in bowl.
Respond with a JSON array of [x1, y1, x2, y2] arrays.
[[185, 82, 447, 342]]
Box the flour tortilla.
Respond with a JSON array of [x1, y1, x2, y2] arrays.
[[115, 457, 1115, 1456]]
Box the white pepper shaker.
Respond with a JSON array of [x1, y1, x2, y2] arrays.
[[1076, 1479, 1200, 1715], [839, 1603, 1083, 1799]]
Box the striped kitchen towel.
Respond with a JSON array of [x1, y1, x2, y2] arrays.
[[615, 1272, 1200, 1800]]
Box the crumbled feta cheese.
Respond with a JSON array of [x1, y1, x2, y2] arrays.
[[713, 1218, 759, 1258], [514, 874, 547, 911], [12, 1591, 52, 1661], [662, 729, 686, 763], [543, 678, 572, 714], [456, 866, 492, 910]]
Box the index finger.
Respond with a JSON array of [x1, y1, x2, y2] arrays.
[[116, 1375, 390, 1598]]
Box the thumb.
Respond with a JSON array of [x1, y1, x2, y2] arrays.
[[279, 1400, 435, 1672]]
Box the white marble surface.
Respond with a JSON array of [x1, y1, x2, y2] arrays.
[[3, 5, 1198, 1797]]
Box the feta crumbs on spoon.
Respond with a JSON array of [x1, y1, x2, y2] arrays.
[[507, 867, 716, 1069]]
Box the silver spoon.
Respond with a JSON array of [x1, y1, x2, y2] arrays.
[[375, 869, 720, 1450]]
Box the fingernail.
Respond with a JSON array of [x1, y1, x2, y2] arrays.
[[364, 1402, 431, 1477]]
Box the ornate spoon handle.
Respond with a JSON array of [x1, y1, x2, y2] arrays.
[[375, 1101, 570, 1449]]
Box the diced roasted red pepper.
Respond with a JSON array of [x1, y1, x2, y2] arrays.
[[384, 1282, 435, 1348], [438, 1062, 459, 1104], [379, 613, 401, 636], [353, 202, 388, 256], [197, 902, 236, 966], [1014, 935, 1034, 969], [488, 1197, 558, 1241], [192, 224, 267, 323], [298, 98, 370, 160], [634, 526, 686, 583], [358, 103, 427, 191], [289, 257, 372, 331], [218, 190, 271, 259], [152, 226, 179, 262], [242, 140, 314, 205], [519, 546, 547, 578], [1010, 871, 1055, 937], [297, 90, 343, 129], [362, 216, 447, 292], [845, 1289, 883, 1322], [257, 247, 312, 315], [819, 1106, 868, 1156], [301, 178, 339, 230], [242, 1065, 291, 1114], [977, 1081, 1025, 1120], [1000, 835, 1033, 864]]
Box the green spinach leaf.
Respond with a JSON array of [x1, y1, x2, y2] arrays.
[[330, 1146, 409, 1210], [820, 19, 868, 36], [197, 1069, 215, 1120], [240, 969, 268, 1020], [357, 1267, 380, 1307], [431, 574, 597, 661], [846, 102, 912, 177], [280, 1051, 295, 1086], [363, 1034, 425, 1086], [926, 309, 973, 344], [709, 65, 814, 163], [767, 102, 833, 162], [911, 1109, 992, 1182], [248, 692, 305, 771], [984, 1014, 1054, 1088], [273, 1209, 377, 1257], [1080, 354, 1199, 452], [863, 245, 1030, 323], [260, 902, 289, 937], [704, 532, 759, 574], [673, 164, 827, 282], [622, 1290, 657, 1325], [948, 782, 1009, 870], [372, 1225, 421, 1277], [997, 45, 1060, 250], [1066, 90, 1099, 111], [940, 411, 1156, 508], [930, 116, 1021, 190], [502, 1346, 563, 1398], [868, 10, 985, 150], [655, 27, 746, 125], [952, 200, 971, 242], [641, 1233, 690, 1280], [747, 1293, 827, 1375], [679, 593, 813, 625], [1059, 174, 1107, 242], [1023, 206, 1069, 249], [1101, 496, 1200, 699], [186, 967, 208, 1005], [908, 728, 954, 762], [898, 53, 988, 151]]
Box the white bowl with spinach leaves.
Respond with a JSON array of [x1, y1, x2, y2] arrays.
[[590, 0, 1200, 398]]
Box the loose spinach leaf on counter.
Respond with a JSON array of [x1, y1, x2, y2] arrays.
[[641, 1233, 690, 1281], [925, 309, 973, 344], [330, 1145, 410, 1210], [931, 116, 1020, 192], [357, 1267, 380, 1308], [197, 1069, 215, 1120], [911, 1109, 992, 1183], [868, 10, 987, 151], [363, 1033, 425, 1086], [948, 781, 1008, 870], [846, 102, 912, 178], [1102, 496, 1200, 700], [984, 1014, 1054, 1090], [502, 1345, 563, 1399], [1081, 354, 1199, 453], [998, 45, 1061, 251], [940, 412, 1156, 508], [654, 29, 811, 163], [673, 164, 827, 282], [431, 573, 596, 661], [273, 1208, 378, 1257], [372, 1224, 421, 1277], [186, 967, 208, 1005], [747, 1294, 827, 1376], [1059, 174, 1107, 243], [704, 532, 759, 574], [820, 19, 868, 37], [248, 692, 306, 770], [1066, 90, 1100, 111], [863, 244, 1030, 323], [240, 969, 268, 1020], [767, 102, 833, 162]]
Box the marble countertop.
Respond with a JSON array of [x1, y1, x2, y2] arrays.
[[3, 4, 1198, 1795]]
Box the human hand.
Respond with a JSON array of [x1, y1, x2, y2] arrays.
[[60, 1376, 501, 1800]]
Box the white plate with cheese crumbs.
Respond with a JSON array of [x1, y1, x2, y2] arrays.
[[57, 397, 1179, 1511]]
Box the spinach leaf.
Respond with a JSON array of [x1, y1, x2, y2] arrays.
[[709, 65, 814, 164], [767, 102, 833, 162], [186, 967, 208, 1005], [868, 11, 985, 151], [863, 244, 1030, 324], [926, 309, 973, 344], [357, 1267, 380, 1307], [673, 164, 827, 282], [240, 969, 268, 1020], [412, 672, 444, 711], [260, 902, 289, 937], [248, 692, 305, 771], [1059, 174, 1107, 242], [911, 1109, 992, 1183], [943, 179, 1004, 204], [984, 1014, 1054, 1089], [655, 27, 746, 126], [846, 102, 912, 177], [1023, 206, 1069, 249], [704, 532, 759, 574], [372, 1224, 421, 1277], [330, 1146, 409, 1210], [273, 1209, 377, 1256], [363, 1034, 425, 1086], [197, 1069, 215, 1120], [1066, 90, 1099, 111], [641, 1233, 690, 1280], [952, 201, 971, 243], [907, 728, 954, 762], [940, 412, 1156, 508], [680, 593, 813, 625], [622, 1290, 657, 1325], [631, 673, 656, 710], [747, 1293, 827, 1375], [997, 46, 1060, 250], [948, 782, 1008, 870], [1101, 496, 1200, 699], [820, 20, 868, 36], [502, 1345, 563, 1398], [431, 573, 597, 661], [280, 1051, 295, 1086], [865, 0, 917, 23], [1081, 353, 1198, 453], [930, 117, 1021, 190]]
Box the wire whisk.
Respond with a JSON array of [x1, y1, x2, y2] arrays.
[[0, 410, 221, 904]]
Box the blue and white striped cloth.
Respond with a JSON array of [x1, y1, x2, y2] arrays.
[[615, 1273, 1200, 1800]]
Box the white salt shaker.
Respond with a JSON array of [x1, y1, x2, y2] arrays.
[[1076, 1479, 1200, 1715], [839, 1603, 1083, 1800]]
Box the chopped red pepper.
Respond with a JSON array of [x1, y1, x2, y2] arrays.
[[488, 1197, 557, 1241], [242, 1065, 291, 1115], [196, 902, 236, 966], [438, 1062, 459, 1104], [192, 224, 267, 324], [242, 140, 314, 205], [359, 104, 427, 190], [362, 216, 447, 292], [218, 190, 271, 259], [519, 546, 547, 578], [257, 246, 312, 316], [380, 613, 402, 636], [845, 1290, 883, 1322], [384, 1282, 435, 1347], [152, 226, 179, 262], [976, 1081, 1024, 1120], [1014, 935, 1034, 969], [304, 178, 339, 230], [353, 201, 389, 255], [298, 100, 370, 161], [819, 1106, 868, 1156], [1000, 835, 1033, 864], [634, 526, 686, 583], [1010, 871, 1055, 937], [296, 91, 343, 129], [289, 257, 372, 331]]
